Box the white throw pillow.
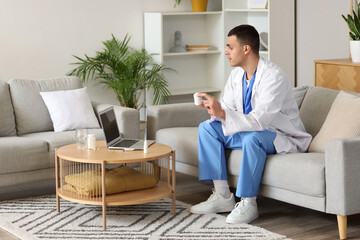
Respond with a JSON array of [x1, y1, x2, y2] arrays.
[[40, 87, 100, 132]]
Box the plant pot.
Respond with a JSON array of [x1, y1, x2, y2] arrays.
[[191, 0, 208, 12], [350, 40, 360, 62]]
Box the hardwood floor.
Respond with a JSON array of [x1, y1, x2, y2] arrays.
[[1, 173, 360, 240]]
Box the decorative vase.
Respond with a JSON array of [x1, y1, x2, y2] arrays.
[[350, 40, 360, 62], [191, 0, 208, 12]]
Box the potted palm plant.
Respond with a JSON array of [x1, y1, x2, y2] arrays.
[[68, 34, 173, 109], [342, 0, 360, 62]]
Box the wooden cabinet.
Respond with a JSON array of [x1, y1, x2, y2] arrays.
[[314, 58, 360, 93]]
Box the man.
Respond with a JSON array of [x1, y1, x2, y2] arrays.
[[190, 25, 312, 224]]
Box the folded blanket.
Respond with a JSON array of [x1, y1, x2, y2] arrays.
[[63, 165, 157, 196]]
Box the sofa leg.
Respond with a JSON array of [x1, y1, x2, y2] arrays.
[[337, 215, 347, 239]]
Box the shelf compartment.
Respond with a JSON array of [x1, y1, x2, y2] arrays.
[[162, 13, 223, 57], [164, 53, 224, 97]]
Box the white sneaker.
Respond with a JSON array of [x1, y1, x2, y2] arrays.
[[190, 189, 236, 214], [226, 199, 259, 224]]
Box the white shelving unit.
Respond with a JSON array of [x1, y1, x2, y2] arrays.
[[144, 0, 294, 105], [144, 10, 224, 104]]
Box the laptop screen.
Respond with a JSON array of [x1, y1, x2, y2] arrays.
[[99, 108, 120, 143]]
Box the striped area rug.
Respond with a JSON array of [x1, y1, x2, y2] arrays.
[[0, 195, 291, 240]]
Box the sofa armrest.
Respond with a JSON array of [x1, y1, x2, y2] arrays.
[[92, 102, 140, 139], [147, 103, 209, 140], [325, 136, 360, 215]]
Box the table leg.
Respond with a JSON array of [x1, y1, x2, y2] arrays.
[[101, 161, 107, 230], [55, 150, 60, 212], [171, 151, 176, 215]]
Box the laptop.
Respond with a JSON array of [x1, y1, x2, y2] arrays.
[[98, 107, 154, 150]]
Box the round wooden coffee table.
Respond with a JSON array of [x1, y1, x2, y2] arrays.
[[55, 141, 175, 229]]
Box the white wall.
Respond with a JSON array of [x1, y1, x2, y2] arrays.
[[296, 0, 350, 87], [0, 0, 352, 104], [0, 0, 192, 105]]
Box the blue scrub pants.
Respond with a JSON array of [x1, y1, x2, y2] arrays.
[[198, 121, 276, 198]]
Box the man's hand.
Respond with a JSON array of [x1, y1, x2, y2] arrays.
[[197, 93, 226, 120]]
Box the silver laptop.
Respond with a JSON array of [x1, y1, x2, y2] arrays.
[[98, 107, 154, 150]]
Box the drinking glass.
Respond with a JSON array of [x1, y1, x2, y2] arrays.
[[76, 129, 87, 150]]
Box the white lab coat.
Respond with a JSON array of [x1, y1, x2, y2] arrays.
[[219, 57, 312, 154]]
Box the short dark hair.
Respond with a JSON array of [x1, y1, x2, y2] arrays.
[[227, 25, 260, 55]]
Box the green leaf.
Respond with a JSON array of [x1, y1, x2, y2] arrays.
[[342, 3, 360, 40], [68, 34, 174, 109], [353, 10, 360, 36], [174, 0, 181, 7], [346, 14, 359, 37], [350, 32, 357, 40]]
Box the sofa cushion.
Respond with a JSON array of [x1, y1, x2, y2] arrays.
[[292, 85, 310, 109], [0, 137, 48, 175], [226, 149, 243, 176], [309, 91, 360, 152], [147, 103, 209, 140], [156, 127, 199, 166], [262, 153, 325, 197], [9, 76, 83, 135], [299, 87, 339, 138], [40, 87, 100, 132], [0, 81, 16, 137], [227, 151, 325, 197], [22, 129, 104, 153], [22, 129, 104, 168]]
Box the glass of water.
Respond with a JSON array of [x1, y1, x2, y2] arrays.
[[76, 129, 87, 150]]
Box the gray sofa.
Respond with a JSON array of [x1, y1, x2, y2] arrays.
[[147, 86, 360, 240], [0, 76, 139, 195]]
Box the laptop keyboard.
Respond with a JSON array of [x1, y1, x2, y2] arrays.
[[113, 139, 139, 148]]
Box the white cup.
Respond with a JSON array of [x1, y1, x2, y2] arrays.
[[76, 129, 87, 150], [87, 134, 96, 150], [193, 92, 202, 105]]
